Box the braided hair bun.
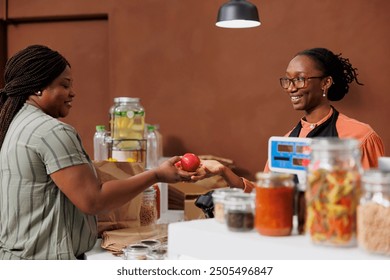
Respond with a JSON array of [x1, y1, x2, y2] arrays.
[[296, 48, 363, 101]]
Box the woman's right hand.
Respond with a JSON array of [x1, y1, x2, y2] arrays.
[[154, 156, 197, 183]]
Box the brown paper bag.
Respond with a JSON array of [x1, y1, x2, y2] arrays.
[[93, 161, 145, 236], [100, 224, 168, 255]]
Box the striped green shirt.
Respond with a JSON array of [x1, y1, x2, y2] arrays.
[[0, 103, 98, 259]]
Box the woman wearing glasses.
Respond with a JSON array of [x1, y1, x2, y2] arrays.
[[275, 47, 384, 170], [192, 47, 384, 193]]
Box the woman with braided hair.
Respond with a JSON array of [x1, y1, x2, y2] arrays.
[[274, 47, 384, 168], [0, 45, 196, 260], [191, 48, 385, 193]]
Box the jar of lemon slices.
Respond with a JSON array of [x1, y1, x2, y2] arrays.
[[109, 97, 146, 163]]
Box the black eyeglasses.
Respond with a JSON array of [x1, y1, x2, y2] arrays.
[[279, 76, 325, 89]]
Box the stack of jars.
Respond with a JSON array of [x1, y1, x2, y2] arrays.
[[122, 239, 167, 260]]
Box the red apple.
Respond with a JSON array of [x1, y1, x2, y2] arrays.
[[180, 153, 200, 172]]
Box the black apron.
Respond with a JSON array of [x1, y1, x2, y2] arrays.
[[288, 106, 339, 185], [288, 106, 339, 138]]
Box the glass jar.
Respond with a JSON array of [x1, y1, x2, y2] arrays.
[[255, 172, 295, 236], [306, 138, 362, 247], [224, 193, 255, 232], [140, 239, 161, 250], [146, 245, 168, 260], [122, 244, 150, 260], [140, 187, 157, 227], [357, 169, 390, 255], [211, 187, 243, 223], [110, 97, 146, 163], [110, 97, 145, 140]]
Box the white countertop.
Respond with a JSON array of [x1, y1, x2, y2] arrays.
[[167, 218, 389, 260]]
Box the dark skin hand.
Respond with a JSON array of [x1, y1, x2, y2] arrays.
[[190, 160, 245, 190], [51, 156, 196, 215]]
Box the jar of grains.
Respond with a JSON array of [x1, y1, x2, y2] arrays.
[[224, 192, 255, 232], [255, 172, 295, 236], [211, 187, 243, 223], [306, 138, 362, 247], [357, 169, 390, 255], [140, 187, 157, 226]]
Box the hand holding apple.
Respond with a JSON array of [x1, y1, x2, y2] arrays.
[[175, 153, 201, 172]]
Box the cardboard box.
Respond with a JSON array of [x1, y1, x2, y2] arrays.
[[168, 175, 228, 220], [168, 175, 228, 210], [184, 199, 206, 221]]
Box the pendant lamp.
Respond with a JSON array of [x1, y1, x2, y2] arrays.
[[216, 0, 261, 28]]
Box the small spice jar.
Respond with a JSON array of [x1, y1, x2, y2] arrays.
[[140, 187, 157, 226], [123, 244, 150, 260], [255, 172, 295, 236], [212, 187, 243, 223], [147, 245, 168, 260], [140, 239, 161, 250], [357, 169, 390, 255], [224, 193, 255, 232]]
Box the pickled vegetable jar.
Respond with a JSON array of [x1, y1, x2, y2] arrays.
[[306, 138, 362, 247], [255, 172, 295, 236], [357, 169, 390, 255]]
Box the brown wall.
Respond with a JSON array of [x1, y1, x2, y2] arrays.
[[1, 0, 389, 180]]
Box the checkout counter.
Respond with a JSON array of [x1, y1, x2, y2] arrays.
[[86, 213, 387, 260]]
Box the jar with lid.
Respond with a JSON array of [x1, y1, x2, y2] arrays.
[[140, 187, 157, 227], [212, 187, 243, 223], [110, 97, 145, 140], [146, 245, 168, 260], [357, 169, 390, 255], [306, 138, 362, 247], [255, 172, 295, 236], [109, 97, 146, 163], [122, 244, 150, 260], [224, 192, 255, 232], [140, 239, 161, 250]]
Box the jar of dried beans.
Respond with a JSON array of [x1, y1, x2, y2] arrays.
[[358, 169, 390, 255], [224, 193, 255, 232], [306, 138, 362, 247], [255, 172, 295, 236], [140, 187, 157, 226]]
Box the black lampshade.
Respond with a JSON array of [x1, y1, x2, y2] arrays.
[[216, 0, 261, 28]]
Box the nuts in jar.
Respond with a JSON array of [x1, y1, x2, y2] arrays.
[[224, 192, 255, 232]]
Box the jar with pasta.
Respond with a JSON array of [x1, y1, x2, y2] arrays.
[[358, 169, 390, 255], [306, 138, 362, 247]]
